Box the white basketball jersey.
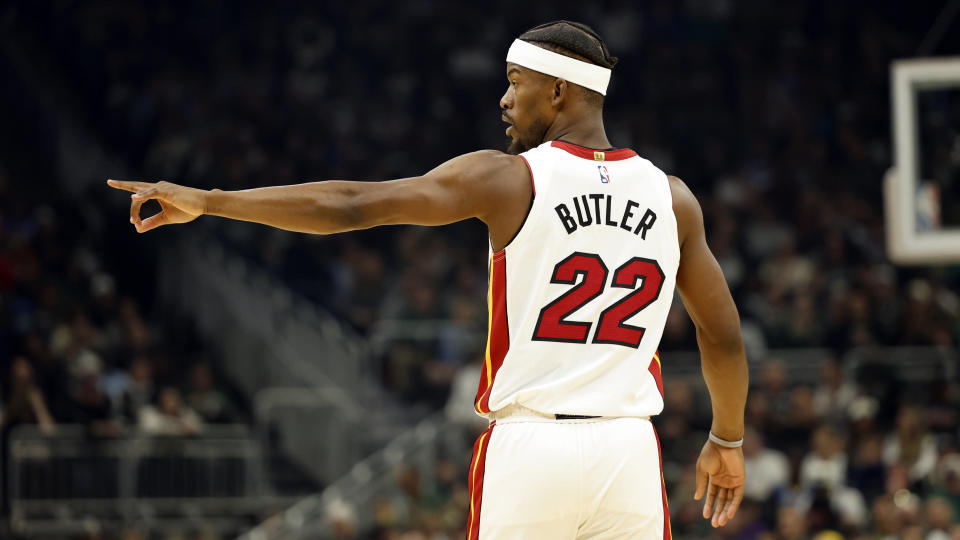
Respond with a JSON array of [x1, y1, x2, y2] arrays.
[[474, 140, 680, 418]]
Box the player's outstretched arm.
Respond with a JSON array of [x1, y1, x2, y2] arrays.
[[107, 150, 529, 235], [670, 175, 748, 529]]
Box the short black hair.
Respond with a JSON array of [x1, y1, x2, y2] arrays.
[[517, 20, 617, 106], [518, 20, 618, 69]]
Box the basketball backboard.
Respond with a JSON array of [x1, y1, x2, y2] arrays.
[[885, 56, 960, 264]]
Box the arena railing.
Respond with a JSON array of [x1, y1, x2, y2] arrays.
[[5, 423, 293, 537], [238, 411, 462, 540], [253, 387, 365, 490]]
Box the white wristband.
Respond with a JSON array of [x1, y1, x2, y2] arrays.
[[709, 432, 743, 448]]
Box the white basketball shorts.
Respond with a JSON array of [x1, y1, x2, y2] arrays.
[[466, 405, 671, 539]]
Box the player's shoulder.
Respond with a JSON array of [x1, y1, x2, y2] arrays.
[[666, 175, 698, 213], [464, 149, 526, 168], [665, 175, 704, 248], [446, 149, 529, 182]]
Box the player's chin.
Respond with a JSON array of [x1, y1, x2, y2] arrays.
[[505, 136, 525, 155]]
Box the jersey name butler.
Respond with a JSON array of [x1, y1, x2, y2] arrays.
[[554, 194, 657, 238], [474, 140, 680, 419]]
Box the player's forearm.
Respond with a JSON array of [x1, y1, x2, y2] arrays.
[[204, 181, 372, 234], [697, 329, 748, 442]]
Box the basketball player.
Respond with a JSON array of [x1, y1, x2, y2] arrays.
[[108, 21, 747, 539]]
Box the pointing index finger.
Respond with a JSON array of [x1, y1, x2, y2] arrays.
[[107, 179, 154, 193]]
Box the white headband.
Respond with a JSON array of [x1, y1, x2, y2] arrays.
[[506, 39, 612, 96]]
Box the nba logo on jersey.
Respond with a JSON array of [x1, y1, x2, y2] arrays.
[[598, 165, 610, 183]]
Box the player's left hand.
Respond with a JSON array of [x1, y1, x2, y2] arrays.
[[693, 439, 745, 528]]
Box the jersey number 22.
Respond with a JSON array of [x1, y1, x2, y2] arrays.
[[531, 252, 665, 348]]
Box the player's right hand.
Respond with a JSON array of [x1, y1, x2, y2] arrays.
[[107, 179, 206, 233], [693, 439, 745, 528]]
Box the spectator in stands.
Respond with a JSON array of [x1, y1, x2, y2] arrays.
[[849, 432, 887, 502], [49, 310, 101, 373], [743, 426, 790, 502], [184, 362, 234, 423], [781, 384, 820, 454], [117, 296, 153, 355], [774, 506, 808, 540], [334, 241, 388, 334], [847, 395, 880, 442], [18, 330, 68, 413], [799, 426, 869, 530], [757, 359, 792, 435], [443, 356, 488, 435], [924, 497, 954, 540], [870, 493, 907, 538], [931, 454, 960, 520], [326, 498, 358, 540], [801, 425, 848, 492], [0, 356, 55, 435], [813, 355, 857, 421], [69, 359, 123, 438], [139, 386, 204, 436], [119, 354, 155, 423], [884, 406, 939, 485], [657, 379, 707, 460]]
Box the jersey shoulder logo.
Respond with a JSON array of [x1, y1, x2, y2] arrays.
[[598, 165, 610, 183]]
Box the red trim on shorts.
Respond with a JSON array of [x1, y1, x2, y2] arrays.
[[648, 350, 664, 399], [519, 154, 535, 196], [550, 140, 638, 161], [467, 422, 495, 540], [653, 425, 673, 540], [475, 252, 509, 413]]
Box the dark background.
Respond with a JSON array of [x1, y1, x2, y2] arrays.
[[2, 1, 960, 539]]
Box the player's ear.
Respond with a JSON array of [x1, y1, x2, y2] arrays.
[[551, 78, 566, 107]]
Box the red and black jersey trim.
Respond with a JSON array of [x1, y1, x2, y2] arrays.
[[475, 252, 509, 414], [551, 140, 638, 161]]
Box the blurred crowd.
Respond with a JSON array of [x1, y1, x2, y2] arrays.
[[0, 184, 239, 458], [4, 0, 960, 538], [0, 183, 246, 538]]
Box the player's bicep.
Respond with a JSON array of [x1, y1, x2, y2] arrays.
[[349, 150, 517, 228]]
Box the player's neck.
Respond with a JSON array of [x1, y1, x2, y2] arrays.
[[543, 113, 612, 150]]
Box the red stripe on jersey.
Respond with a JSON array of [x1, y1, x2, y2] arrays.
[[467, 423, 495, 540], [653, 424, 673, 540], [475, 252, 509, 413], [519, 154, 535, 196], [648, 351, 664, 399], [551, 140, 638, 161]]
